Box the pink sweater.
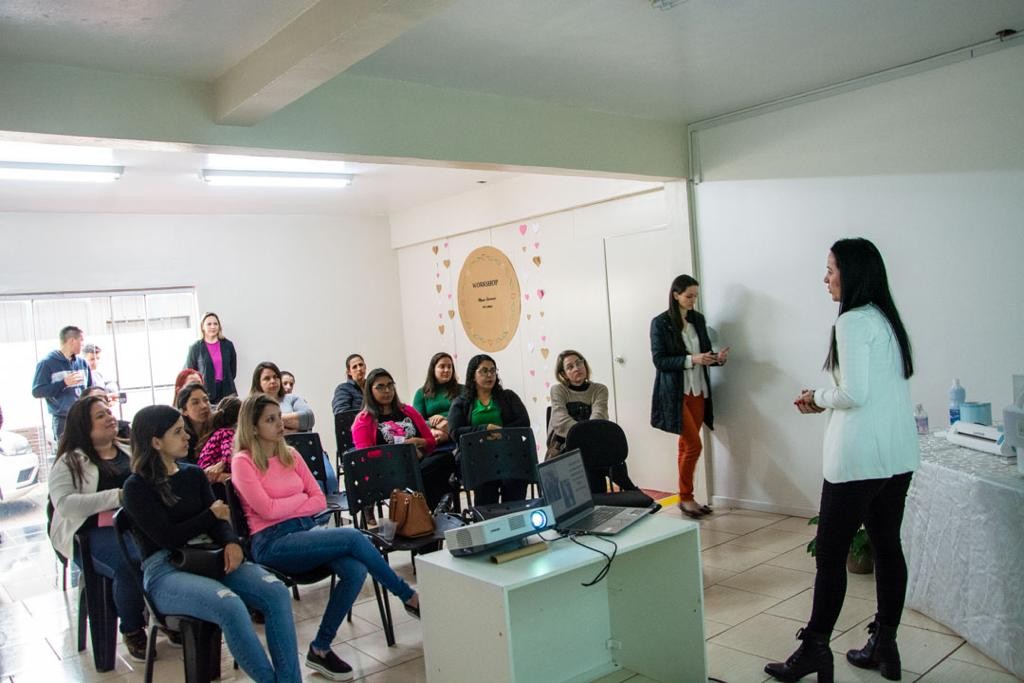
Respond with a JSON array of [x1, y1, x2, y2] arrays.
[[231, 448, 327, 535], [351, 404, 436, 452]]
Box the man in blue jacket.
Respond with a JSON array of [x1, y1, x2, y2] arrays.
[[31, 326, 91, 440]]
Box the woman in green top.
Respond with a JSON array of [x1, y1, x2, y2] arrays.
[[447, 354, 531, 505], [412, 352, 462, 447]]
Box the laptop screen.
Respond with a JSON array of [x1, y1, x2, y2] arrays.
[[538, 449, 594, 523]]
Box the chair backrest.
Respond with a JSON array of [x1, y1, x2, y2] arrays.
[[545, 405, 552, 429], [222, 480, 252, 546], [334, 410, 360, 457], [564, 419, 629, 491], [458, 427, 539, 491], [113, 508, 167, 624], [45, 497, 70, 565], [285, 432, 329, 491], [341, 444, 423, 516]]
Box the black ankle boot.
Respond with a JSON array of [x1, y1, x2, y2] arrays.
[[846, 618, 901, 680], [764, 628, 834, 683]]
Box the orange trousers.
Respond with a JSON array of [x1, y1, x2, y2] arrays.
[[677, 393, 705, 502]]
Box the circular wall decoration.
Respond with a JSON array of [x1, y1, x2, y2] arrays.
[[457, 246, 521, 351]]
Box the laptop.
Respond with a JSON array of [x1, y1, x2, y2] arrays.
[[537, 449, 652, 536]]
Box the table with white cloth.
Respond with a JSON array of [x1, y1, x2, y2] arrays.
[[903, 433, 1023, 678]]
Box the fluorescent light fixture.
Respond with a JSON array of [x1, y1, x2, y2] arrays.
[[200, 169, 353, 188], [0, 141, 116, 165], [205, 153, 346, 173], [0, 161, 123, 183]]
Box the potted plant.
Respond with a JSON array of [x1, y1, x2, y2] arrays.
[[806, 516, 873, 574]]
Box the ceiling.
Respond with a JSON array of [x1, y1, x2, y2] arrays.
[[0, 141, 521, 215], [1, 0, 1022, 124]]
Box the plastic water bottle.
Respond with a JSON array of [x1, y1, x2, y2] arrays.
[[949, 379, 966, 425], [914, 404, 929, 435]]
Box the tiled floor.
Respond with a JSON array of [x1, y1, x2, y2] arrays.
[[1, 492, 1018, 682]]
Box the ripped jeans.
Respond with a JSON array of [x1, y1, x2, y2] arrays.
[[142, 550, 300, 683]]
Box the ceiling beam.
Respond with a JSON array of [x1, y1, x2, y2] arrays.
[[213, 0, 455, 126]]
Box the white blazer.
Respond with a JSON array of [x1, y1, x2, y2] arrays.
[[814, 305, 920, 483], [48, 446, 126, 559]]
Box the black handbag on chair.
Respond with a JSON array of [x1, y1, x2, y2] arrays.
[[169, 543, 225, 580]]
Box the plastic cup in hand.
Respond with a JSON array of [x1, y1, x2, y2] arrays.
[[378, 518, 397, 541]]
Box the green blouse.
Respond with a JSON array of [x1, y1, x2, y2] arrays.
[[470, 398, 502, 427], [412, 386, 461, 419]]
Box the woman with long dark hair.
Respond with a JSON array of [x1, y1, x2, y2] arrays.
[[250, 361, 315, 433], [650, 274, 729, 518], [122, 405, 300, 683], [48, 395, 148, 662], [352, 368, 455, 508], [412, 352, 462, 446], [765, 238, 919, 683], [174, 384, 212, 461], [233, 394, 420, 680], [447, 354, 531, 504], [184, 312, 237, 403]]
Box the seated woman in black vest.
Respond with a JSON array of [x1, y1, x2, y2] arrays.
[[447, 354, 531, 505]]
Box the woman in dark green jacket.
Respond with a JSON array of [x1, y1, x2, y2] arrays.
[[650, 275, 728, 518]]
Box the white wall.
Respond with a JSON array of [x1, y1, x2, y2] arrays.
[[693, 43, 1024, 515], [1, 212, 406, 453], [395, 180, 696, 493]]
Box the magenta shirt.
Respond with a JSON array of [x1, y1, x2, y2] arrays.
[[205, 340, 224, 381]]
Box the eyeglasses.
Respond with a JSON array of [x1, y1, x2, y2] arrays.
[[372, 382, 396, 391], [475, 367, 497, 376], [563, 360, 586, 371]]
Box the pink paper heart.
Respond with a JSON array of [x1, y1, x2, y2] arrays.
[[444, 241, 449, 248], [541, 335, 546, 342], [447, 293, 452, 299], [524, 293, 530, 300], [536, 289, 545, 300], [544, 381, 550, 389], [518, 224, 527, 235], [438, 313, 442, 319], [533, 242, 540, 249], [529, 369, 536, 376], [454, 353, 458, 359]]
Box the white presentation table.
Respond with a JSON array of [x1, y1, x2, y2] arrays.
[[418, 515, 706, 683]]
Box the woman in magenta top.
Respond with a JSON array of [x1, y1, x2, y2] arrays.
[[185, 312, 237, 403], [231, 394, 419, 681], [352, 368, 455, 509]]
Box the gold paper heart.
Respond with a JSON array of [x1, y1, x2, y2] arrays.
[[435, 284, 442, 293], [432, 245, 439, 255], [443, 259, 451, 268], [532, 397, 538, 402], [438, 324, 445, 335], [521, 246, 527, 252], [540, 347, 549, 359], [447, 310, 455, 319], [532, 256, 542, 267], [527, 313, 532, 320], [540, 311, 545, 317]]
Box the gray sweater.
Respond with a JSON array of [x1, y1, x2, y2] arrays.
[[547, 381, 609, 446]]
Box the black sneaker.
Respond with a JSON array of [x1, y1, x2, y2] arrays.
[[122, 629, 149, 663], [305, 646, 354, 681], [163, 628, 183, 648]]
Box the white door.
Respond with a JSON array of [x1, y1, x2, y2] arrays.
[[604, 229, 707, 502]]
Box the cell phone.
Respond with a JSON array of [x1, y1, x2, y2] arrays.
[[118, 392, 128, 402]]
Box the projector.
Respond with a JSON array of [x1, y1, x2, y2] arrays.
[[445, 505, 553, 556]]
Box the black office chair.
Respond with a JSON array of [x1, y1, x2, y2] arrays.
[[285, 432, 348, 526], [333, 409, 360, 464], [342, 443, 448, 646], [46, 499, 115, 670], [222, 479, 337, 603], [564, 420, 654, 509], [113, 509, 224, 683], [458, 427, 541, 520]]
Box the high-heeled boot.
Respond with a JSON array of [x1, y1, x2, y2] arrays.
[[846, 618, 901, 680], [764, 628, 834, 683]]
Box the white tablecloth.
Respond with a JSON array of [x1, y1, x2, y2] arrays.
[[903, 434, 1024, 678]]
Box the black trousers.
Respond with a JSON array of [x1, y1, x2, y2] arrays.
[[419, 450, 457, 509], [472, 479, 529, 506], [807, 471, 913, 634]]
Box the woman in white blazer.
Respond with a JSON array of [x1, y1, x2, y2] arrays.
[[766, 238, 919, 683], [48, 395, 149, 662]]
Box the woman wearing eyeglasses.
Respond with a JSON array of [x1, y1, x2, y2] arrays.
[[447, 354, 531, 504], [351, 368, 455, 508]]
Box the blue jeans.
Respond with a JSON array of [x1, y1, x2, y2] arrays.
[[251, 517, 415, 652], [85, 527, 146, 633], [142, 550, 300, 683]]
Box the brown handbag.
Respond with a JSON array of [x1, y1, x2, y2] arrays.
[[388, 489, 436, 538]]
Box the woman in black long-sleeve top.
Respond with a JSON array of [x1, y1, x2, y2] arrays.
[[447, 354, 530, 504], [184, 312, 237, 403]]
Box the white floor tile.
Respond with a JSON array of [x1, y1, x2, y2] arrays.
[[706, 642, 773, 682], [699, 514, 780, 535], [917, 658, 1020, 683], [764, 545, 817, 573], [829, 618, 963, 675], [718, 564, 815, 600], [948, 642, 1013, 674], [703, 585, 785, 626], [726, 527, 814, 555], [765, 588, 877, 633], [700, 544, 778, 573], [709, 613, 828, 662]]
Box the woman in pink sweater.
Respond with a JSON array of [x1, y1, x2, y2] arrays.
[[232, 394, 420, 682]]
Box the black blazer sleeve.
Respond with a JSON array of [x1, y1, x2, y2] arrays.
[[184, 341, 200, 371], [447, 395, 477, 442], [223, 339, 237, 382], [498, 390, 530, 428], [650, 313, 688, 372]]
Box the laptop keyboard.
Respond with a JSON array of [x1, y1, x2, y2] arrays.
[[574, 506, 621, 529]]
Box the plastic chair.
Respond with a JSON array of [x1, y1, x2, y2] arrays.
[[285, 432, 348, 526], [342, 443, 446, 646], [222, 479, 337, 603], [333, 409, 360, 462], [113, 509, 224, 683], [46, 499, 112, 670], [564, 420, 654, 508], [457, 427, 541, 520]]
